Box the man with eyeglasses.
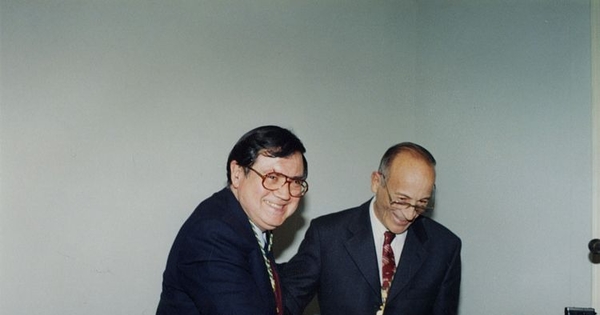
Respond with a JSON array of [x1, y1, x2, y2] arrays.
[[157, 125, 308, 315], [280, 142, 461, 315]]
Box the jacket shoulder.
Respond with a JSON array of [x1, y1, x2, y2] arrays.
[[311, 201, 369, 226], [413, 216, 461, 246]]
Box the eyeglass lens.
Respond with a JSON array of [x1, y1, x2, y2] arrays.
[[262, 173, 306, 196], [248, 167, 308, 197]]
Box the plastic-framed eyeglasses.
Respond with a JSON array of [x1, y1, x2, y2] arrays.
[[247, 167, 309, 198], [379, 172, 433, 215]]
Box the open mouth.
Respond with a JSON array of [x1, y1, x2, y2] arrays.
[[392, 212, 410, 225]]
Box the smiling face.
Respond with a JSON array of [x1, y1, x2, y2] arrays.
[[229, 151, 305, 231], [371, 152, 436, 234]]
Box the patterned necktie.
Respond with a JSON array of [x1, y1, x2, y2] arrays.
[[251, 226, 283, 315], [265, 232, 283, 315], [381, 231, 396, 303]]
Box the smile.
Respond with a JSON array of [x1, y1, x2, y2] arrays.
[[392, 212, 410, 225], [265, 200, 285, 211]]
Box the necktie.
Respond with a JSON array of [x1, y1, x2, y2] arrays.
[[381, 231, 396, 305], [250, 225, 283, 315], [265, 232, 283, 315]]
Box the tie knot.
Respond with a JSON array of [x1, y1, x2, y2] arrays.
[[384, 231, 396, 245]]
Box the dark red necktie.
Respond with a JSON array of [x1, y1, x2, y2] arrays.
[[381, 231, 396, 296], [265, 231, 283, 315], [269, 258, 283, 315]]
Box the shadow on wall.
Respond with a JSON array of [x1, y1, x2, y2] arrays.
[[273, 199, 308, 257], [303, 299, 320, 315], [590, 253, 600, 264]]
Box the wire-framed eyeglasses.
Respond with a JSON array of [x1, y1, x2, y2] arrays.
[[379, 172, 433, 215], [247, 167, 309, 198]]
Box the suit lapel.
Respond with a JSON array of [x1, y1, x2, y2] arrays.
[[387, 218, 429, 302], [343, 202, 381, 297], [224, 189, 276, 313]]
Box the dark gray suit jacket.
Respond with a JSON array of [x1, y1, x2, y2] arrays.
[[280, 200, 461, 315]]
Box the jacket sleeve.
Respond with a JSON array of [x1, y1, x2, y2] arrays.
[[176, 220, 275, 315], [279, 220, 322, 315], [432, 238, 462, 315]]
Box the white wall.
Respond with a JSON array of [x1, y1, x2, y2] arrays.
[[0, 1, 593, 314], [414, 1, 593, 313]]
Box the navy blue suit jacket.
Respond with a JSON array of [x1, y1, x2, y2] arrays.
[[280, 200, 461, 315], [157, 188, 279, 315]]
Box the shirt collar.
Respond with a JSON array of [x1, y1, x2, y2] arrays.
[[249, 220, 267, 248], [370, 196, 388, 237]]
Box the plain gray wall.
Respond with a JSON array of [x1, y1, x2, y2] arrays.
[[0, 1, 593, 314]]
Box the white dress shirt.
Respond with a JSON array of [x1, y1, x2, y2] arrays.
[[369, 196, 407, 286]]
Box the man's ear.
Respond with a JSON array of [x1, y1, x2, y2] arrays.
[[230, 160, 244, 188], [370, 171, 381, 194]]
